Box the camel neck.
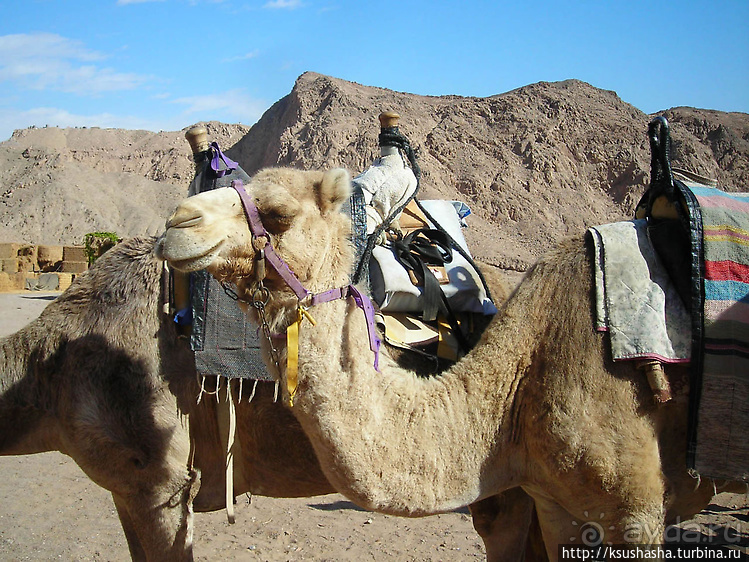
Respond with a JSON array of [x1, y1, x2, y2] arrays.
[[278, 293, 528, 516]]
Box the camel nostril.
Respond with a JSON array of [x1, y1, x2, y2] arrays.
[[173, 217, 203, 228], [166, 210, 204, 229]]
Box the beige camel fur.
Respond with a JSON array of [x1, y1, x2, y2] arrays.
[[158, 166, 745, 561], [1, 235, 541, 561]]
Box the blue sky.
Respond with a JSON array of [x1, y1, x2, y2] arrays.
[[0, 0, 746, 141]]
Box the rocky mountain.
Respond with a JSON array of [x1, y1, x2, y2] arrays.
[[229, 73, 749, 268], [1, 72, 747, 270], [0, 122, 248, 245]]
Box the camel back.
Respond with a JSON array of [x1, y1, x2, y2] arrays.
[[637, 117, 749, 482]]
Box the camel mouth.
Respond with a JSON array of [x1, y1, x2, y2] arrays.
[[168, 251, 219, 273], [158, 234, 225, 272]]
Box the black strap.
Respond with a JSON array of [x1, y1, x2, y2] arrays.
[[677, 180, 705, 472], [392, 228, 452, 269], [391, 228, 452, 322], [413, 200, 494, 304], [390, 228, 470, 352]]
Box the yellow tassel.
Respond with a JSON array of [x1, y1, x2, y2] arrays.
[[437, 316, 459, 361], [286, 306, 316, 406]]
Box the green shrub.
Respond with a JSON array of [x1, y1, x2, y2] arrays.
[[84, 232, 121, 264]]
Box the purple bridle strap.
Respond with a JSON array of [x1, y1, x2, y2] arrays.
[[232, 181, 310, 301], [230, 180, 381, 371], [346, 285, 381, 371], [310, 285, 381, 371], [210, 142, 238, 178]]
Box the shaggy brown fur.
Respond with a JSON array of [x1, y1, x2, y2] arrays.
[[0, 238, 198, 560], [0, 237, 331, 561], [158, 166, 745, 561]]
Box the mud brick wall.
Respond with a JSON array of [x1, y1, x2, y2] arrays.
[[61, 246, 88, 274], [0, 243, 88, 292], [0, 243, 20, 259], [37, 245, 63, 271]]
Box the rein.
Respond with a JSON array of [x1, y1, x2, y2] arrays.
[[229, 180, 381, 404]]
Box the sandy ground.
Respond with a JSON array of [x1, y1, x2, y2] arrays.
[[0, 291, 746, 561]]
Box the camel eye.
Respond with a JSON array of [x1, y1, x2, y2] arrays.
[[258, 210, 294, 234]]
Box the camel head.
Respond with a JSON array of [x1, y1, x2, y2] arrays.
[[157, 167, 355, 300]]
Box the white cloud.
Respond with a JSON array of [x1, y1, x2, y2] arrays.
[[0, 33, 103, 62], [222, 50, 260, 63], [171, 89, 266, 124], [264, 0, 303, 9], [0, 33, 147, 94]]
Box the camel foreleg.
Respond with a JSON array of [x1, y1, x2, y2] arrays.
[[532, 494, 668, 562], [111, 469, 200, 561], [113, 492, 148, 562]]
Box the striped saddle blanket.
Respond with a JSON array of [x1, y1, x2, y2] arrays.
[[688, 184, 749, 482], [640, 177, 749, 482]]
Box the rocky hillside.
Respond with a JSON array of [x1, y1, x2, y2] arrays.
[[1, 73, 747, 269], [0, 122, 248, 245], [229, 73, 749, 268]]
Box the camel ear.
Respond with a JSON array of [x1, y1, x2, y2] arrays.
[[255, 187, 302, 234], [317, 168, 351, 215]]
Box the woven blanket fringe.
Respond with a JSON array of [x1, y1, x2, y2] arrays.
[[196, 373, 277, 405], [193, 375, 280, 524]]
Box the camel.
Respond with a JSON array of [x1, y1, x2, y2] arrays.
[[1, 237, 198, 560], [157, 166, 746, 561], [1, 234, 542, 561], [0, 236, 331, 560]]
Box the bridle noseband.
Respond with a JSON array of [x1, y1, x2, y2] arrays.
[[229, 180, 381, 403]]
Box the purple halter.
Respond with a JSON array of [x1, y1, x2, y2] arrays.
[[231, 180, 381, 371]]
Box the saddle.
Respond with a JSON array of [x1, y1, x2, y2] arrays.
[[367, 199, 497, 366], [635, 117, 749, 482], [350, 118, 497, 369]]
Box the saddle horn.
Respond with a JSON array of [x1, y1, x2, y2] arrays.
[[648, 116, 675, 197], [185, 125, 209, 156]]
